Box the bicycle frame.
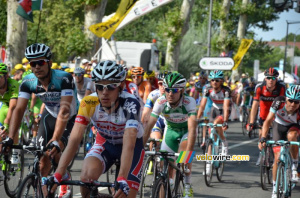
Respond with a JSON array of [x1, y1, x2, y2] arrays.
[[266, 140, 300, 197]]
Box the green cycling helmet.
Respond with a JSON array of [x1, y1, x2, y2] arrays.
[[0, 63, 8, 73], [209, 70, 224, 79], [163, 72, 186, 88], [286, 85, 300, 100]]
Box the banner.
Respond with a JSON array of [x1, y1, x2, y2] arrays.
[[89, 0, 137, 39], [16, 0, 43, 23], [232, 39, 253, 70], [116, 0, 174, 31]]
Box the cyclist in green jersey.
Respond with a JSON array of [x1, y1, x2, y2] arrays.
[[143, 72, 197, 198]]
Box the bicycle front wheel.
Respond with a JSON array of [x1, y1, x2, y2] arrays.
[[260, 149, 268, 190], [17, 173, 43, 198], [216, 141, 225, 182], [197, 124, 203, 147], [139, 156, 156, 198], [106, 164, 118, 195], [4, 150, 24, 197], [152, 177, 168, 198], [173, 164, 184, 198], [276, 162, 285, 198], [204, 140, 213, 187]]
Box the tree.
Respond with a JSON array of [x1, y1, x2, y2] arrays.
[[6, 0, 27, 68], [0, 0, 7, 46]]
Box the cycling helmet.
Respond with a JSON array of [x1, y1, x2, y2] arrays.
[[286, 85, 300, 100], [163, 73, 187, 88], [0, 63, 8, 73], [195, 81, 202, 90], [199, 71, 208, 78], [248, 77, 256, 84], [264, 67, 279, 77], [25, 43, 52, 60], [209, 70, 224, 79], [131, 67, 144, 76], [157, 71, 171, 81], [91, 60, 126, 82], [74, 67, 85, 75], [144, 70, 155, 78]]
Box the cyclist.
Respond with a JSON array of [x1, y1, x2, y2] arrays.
[[143, 72, 197, 198], [73, 67, 92, 103], [0, 64, 19, 155], [131, 67, 151, 104], [12, 64, 25, 82], [4, 43, 78, 197], [241, 77, 256, 124], [248, 67, 285, 165], [197, 70, 231, 162], [259, 85, 300, 198], [236, 78, 249, 122], [190, 71, 208, 100], [144, 70, 159, 91], [49, 60, 144, 197]]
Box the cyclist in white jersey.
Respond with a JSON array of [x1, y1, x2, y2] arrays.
[[74, 67, 92, 103]]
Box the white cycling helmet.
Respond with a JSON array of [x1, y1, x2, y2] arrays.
[[74, 67, 85, 75], [91, 60, 126, 82], [25, 43, 52, 60]]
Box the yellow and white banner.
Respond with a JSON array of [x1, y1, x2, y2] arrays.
[[89, 0, 137, 39], [232, 39, 253, 70]]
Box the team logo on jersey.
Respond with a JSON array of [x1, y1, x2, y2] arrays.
[[158, 99, 167, 105], [280, 110, 285, 117], [124, 101, 137, 114], [183, 98, 190, 105], [85, 99, 97, 105]]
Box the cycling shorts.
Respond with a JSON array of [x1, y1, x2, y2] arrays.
[[272, 122, 300, 141], [37, 108, 75, 147], [152, 116, 165, 134], [160, 126, 188, 161], [33, 99, 43, 115], [209, 106, 231, 123], [85, 134, 145, 191]]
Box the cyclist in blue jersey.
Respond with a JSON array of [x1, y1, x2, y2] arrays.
[[4, 43, 78, 197]]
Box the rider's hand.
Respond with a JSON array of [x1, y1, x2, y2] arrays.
[[246, 123, 253, 131], [0, 125, 7, 139], [49, 173, 62, 194], [222, 122, 228, 131], [114, 177, 130, 198], [259, 137, 266, 150], [47, 140, 61, 158], [35, 114, 42, 124]]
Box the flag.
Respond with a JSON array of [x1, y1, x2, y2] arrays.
[[16, 0, 43, 23], [232, 39, 253, 70], [176, 151, 195, 164], [89, 0, 137, 39]]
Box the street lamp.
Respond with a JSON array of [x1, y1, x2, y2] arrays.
[[291, 27, 300, 74], [284, 20, 300, 82]]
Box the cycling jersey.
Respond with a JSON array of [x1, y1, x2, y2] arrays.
[[243, 86, 255, 107], [150, 78, 159, 91], [202, 84, 213, 119], [0, 78, 19, 124], [253, 81, 285, 120], [19, 69, 78, 119], [75, 91, 143, 144], [124, 80, 140, 100], [86, 81, 96, 93], [145, 89, 160, 108], [204, 84, 231, 109], [75, 77, 91, 102]]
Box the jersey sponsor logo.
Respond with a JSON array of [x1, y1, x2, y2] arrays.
[[96, 123, 125, 133], [260, 96, 276, 101], [65, 91, 73, 96], [128, 123, 138, 128], [124, 101, 137, 114], [158, 99, 167, 104], [85, 99, 97, 105], [183, 98, 190, 105], [75, 115, 89, 125], [63, 77, 70, 83], [38, 136, 44, 146]]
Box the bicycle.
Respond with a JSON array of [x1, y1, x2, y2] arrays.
[[106, 159, 120, 195], [197, 120, 209, 153], [199, 123, 225, 187], [148, 150, 187, 198], [241, 106, 248, 136], [0, 144, 24, 198], [83, 123, 96, 156], [267, 140, 300, 198], [139, 138, 162, 198], [14, 144, 72, 198], [19, 108, 34, 145], [260, 130, 274, 190]]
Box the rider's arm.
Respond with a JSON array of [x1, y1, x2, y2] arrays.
[[55, 122, 87, 175], [118, 128, 138, 179], [30, 93, 37, 110], [143, 82, 152, 104], [141, 106, 152, 125], [223, 99, 230, 122], [8, 98, 29, 139], [143, 116, 158, 145], [249, 100, 259, 124], [197, 88, 209, 119], [261, 111, 275, 138], [4, 99, 17, 129], [187, 114, 197, 151], [236, 93, 241, 105], [242, 92, 247, 105]]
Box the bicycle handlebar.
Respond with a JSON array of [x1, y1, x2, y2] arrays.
[[266, 140, 300, 146], [145, 151, 180, 157], [8, 144, 46, 152], [198, 123, 223, 127], [59, 180, 115, 188]]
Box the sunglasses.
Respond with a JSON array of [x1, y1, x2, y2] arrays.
[[29, 59, 49, 68], [75, 73, 83, 77], [266, 77, 276, 80], [211, 79, 221, 82], [288, 99, 300, 105], [132, 75, 143, 79], [95, 83, 121, 91], [165, 88, 181, 93]]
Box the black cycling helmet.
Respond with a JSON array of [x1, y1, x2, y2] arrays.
[[264, 67, 279, 77]]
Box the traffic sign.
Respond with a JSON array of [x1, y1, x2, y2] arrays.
[[199, 57, 235, 70]]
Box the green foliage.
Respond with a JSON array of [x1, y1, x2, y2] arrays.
[[27, 0, 92, 63], [0, 0, 7, 46]]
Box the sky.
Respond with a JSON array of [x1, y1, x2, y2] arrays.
[[252, 9, 300, 41]]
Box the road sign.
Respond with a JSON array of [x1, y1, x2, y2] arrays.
[[199, 57, 235, 70]]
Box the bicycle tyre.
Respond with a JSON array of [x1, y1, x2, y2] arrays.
[[197, 124, 203, 148], [260, 148, 268, 190], [17, 173, 43, 198], [4, 150, 24, 197], [152, 177, 168, 198], [276, 162, 285, 198], [216, 141, 225, 182], [139, 156, 156, 198], [242, 112, 248, 136], [266, 146, 273, 185], [204, 140, 213, 187], [173, 164, 184, 198]]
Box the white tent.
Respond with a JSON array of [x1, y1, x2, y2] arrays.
[[257, 70, 296, 84]]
